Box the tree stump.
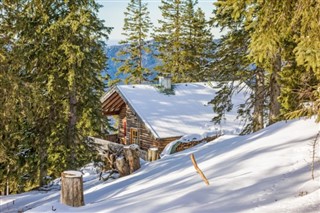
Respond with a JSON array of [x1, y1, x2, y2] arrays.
[[123, 145, 140, 174], [60, 171, 84, 207], [147, 148, 159, 161], [115, 157, 130, 177]]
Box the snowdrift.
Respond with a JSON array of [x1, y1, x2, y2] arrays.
[[1, 118, 319, 213]]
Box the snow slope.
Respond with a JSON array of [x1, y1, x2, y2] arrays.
[[1, 118, 319, 213]]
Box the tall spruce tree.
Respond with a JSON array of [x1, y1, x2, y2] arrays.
[[208, 26, 267, 134], [114, 0, 153, 84], [215, 0, 282, 124], [0, 0, 111, 193], [209, 1, 271, 134], [0, 0, 36, 194], [154, 0, 214, 82], [213, 0, 320, 122], [182, 1, 215, 82], [273, 0, 320, 121], [153, 0, 186, 82]]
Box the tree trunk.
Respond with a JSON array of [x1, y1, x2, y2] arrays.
[[123, 145, 140, 174], [60, 171, 84, 207], [138, 0, 143, 84], [39, 136, 48, 187], [115, 157, 130, 177], [147, 148, 159, 161], [269, 53, 281, 125], [6, 165, 9, 195], [6, 178, 9, 196], [67, 83, 77, 169], [253, 67, 265, 132], [39, 155, 47, 187]]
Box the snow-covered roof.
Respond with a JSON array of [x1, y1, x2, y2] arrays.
[[104, 82, 248, 139]]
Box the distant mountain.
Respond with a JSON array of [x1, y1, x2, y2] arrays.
[[103, 41, 160, 82], [103, 39, 220, 83]]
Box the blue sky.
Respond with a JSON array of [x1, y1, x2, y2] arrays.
[[96, 0, 222, 45]]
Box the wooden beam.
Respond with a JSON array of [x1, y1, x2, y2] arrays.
[[102, 92, 119, 109], [103, 110, 121, 116], [110, 99, 125, 112], [102, 92, 121, 110]]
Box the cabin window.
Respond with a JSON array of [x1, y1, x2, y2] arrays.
[[130, 128, 139, 146]]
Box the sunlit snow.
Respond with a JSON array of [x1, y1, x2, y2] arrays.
[[1, 118, 319, 213]]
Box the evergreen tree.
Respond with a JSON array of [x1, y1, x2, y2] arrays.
[[208, 27, 267, 134], [0, 0, 111, 193], [213, 0, 320, 122], [277, 0, 320, 121], [114, 0, 153, 84], [0, 0, 35, 194], [153, 0, 186, 82], [211, 0, 295, 128], [209, 1, 269, 133], [154, 0, 214, 82], [182, 1, 215, 81]]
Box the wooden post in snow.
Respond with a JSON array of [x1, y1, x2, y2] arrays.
[[147, 148, 159, 161], [190, 154, 209, 185], [123, 145, 140, 174], [60, 171, 84, 207]]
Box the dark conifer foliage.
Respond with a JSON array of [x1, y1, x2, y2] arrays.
[[0, 0, 111, 193], [211, 0, 320, 133], [182, 0, 215, 82], [153, 0, 214, 82], [113, 0, 153, 85]]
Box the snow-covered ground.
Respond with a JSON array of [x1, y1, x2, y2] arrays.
[[1, 118, 319, 213]]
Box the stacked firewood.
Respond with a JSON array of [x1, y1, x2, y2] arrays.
[[174, 135, 219, 153], [90, 137, 141, 178]]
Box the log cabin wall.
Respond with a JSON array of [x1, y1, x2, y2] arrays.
[[118, 104, 181, 154], [126, 105, 181, 152], [118, 105, 127, 144], [125, 106, 158, 151]]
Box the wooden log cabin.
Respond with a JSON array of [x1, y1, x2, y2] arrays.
[[101, 78, 247, 159]]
